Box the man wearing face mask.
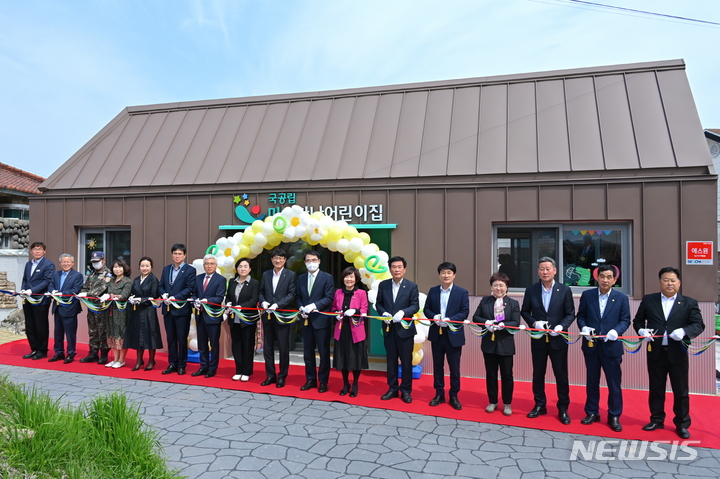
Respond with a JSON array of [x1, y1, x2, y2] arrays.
[[77, 251, 113, 364], [296, 250, 335, 393]]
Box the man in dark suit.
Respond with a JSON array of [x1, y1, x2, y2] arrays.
[[258, 248, 297, 388], [376, 256, 420, 403], [577, 265, 630, 432], [521, 257, 576, 424], [20, 241, 56, 360], [47, 253, 84, 364], [158, 243, 197, 376], [423, 262, 470, 410], [633, 266, 705, 439], [190, 255, 226, 378], [296, 250, 335, 393]]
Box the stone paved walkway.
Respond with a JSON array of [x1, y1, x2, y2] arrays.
[[1, 364, 718, 479]]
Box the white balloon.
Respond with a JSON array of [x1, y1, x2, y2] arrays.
[[295, 225, 307, 237], [254, 232, 268, 247], [361, 243, 379, 258], [188, 338, 198, 352], [319, 216, 334, 229], [262, 222, 274, 236], [336, 220, 349, 229], [415, 321, 430, 339], [250, 244, 263, 255], [326, 241, 338, 252], [192, 258, 204, 272], [367, 289, 377, 305], [376, 251, 389, 263], [349, 237, 364, 253], [336, 238, 350, 253], [371, 281, 380, 291]]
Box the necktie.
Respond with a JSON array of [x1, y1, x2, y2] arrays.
[[308, 274, 314, 294], [59, 272, 67, 289], [203, 275, 210, 292]]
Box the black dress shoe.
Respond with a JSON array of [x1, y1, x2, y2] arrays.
[[48, 353, 65, 362], [261, 377, 277, 386], [177, 367, 186, 375], [162, 366, 178, 375], [276, 378, 285, 388], [581, 413, 601, 425], [429, 395, 445, 407], [608, 416, 622, 432], [191, 368, 208, 377], [349, 389, 358, 398], [63, 355, 74, 364], [204, 370, 216, 378], [401, 393, 412, 404], [339, 385, 350, 396], [526, 406, 547, 418], [32, 352, 47, 360], [642, 422, 664, 431], [381, 390, 399, 400], [449, 397, 462, 410], [318, 384, 328, 393], [559, 410, 571, 425], [676, 427, 690, 439], [23, 351, 36, 359], [300, 380, 317, 391]]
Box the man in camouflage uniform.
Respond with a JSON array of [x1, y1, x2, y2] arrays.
[[78, 251, 112, 364]]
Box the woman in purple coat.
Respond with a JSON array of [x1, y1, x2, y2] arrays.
[[331, 267, 369, 397]]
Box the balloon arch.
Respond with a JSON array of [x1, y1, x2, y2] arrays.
[[191, 204, 429, 366]]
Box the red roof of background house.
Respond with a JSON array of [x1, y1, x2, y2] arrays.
[[0, 162, 45, 195]]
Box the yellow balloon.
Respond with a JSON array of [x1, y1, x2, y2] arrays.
[[307, 238, 319, 246], [268, 235, 282, 247], [242, 229, 255, 244], [353, 256, 366, 270], [358, 232, 371, 245], [413, 342, 423, 353], [412, 350, 423, 366], [238, 244, 250, 258], [320, 232, 329, 244], [251, 220, 264, 233], [344, 251, 358, 262], [311, 211, 324, 219], [328, 226, 343, 243], [342, 225, 358, 240]]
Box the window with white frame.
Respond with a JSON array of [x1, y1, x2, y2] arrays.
[[494, 223, 631, 294]]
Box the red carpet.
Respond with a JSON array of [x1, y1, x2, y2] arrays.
[[2, 339, 718, 449]]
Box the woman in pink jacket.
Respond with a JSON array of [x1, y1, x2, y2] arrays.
[[332, 267, 369, 397]]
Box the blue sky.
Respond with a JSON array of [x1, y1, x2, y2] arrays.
[[1, 0, 718, 179]]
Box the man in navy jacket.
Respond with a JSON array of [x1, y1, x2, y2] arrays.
[[423, 262, 470, 410], [47, 253, 84, 364], [190, 255, 226, 378], [577, 265, 630, 432], [158, 243, 196, 376], [296, 250, 335, 393], [20, 241, 55, 359]]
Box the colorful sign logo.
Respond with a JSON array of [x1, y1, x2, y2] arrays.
[[234, 194, 266, 224]]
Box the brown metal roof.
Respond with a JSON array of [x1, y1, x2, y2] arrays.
[[40, 59, 712, 193], [0, 162, 45, 195]]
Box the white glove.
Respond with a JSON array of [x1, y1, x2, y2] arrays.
[[495, 322, 505, 330], [605, 329, 618, 341], [161, 293, 168, 300], [306, 303, 317, 313], [344, 309, 356, 317], [222, 311, 229, 321], [267, 303, 278, 312], [392, 311, 404, 323], [580, 326, 594, 335], [44, 291, 53, 296], [382, 312, 392, 325], [25, 289, 33, 295], [669, 328, 685, 341], [433, 314, 441, 320], [463, 319, 471, 325], [99, 293, 110, 302], [165, 295, 175, 305], [77, 292, 87, 297], [484, 319, 496, 332], [534, 321, 549, 330], [194, 300, 202, 309], [127, 295, 137, 304], [200, 298, 208, 303], [261, 301, 270, 309], [549, 325, 563, 337], [439, 318, 449, 328], [637, 328, 653, 342]]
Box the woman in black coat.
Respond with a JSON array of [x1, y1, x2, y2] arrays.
[[125, 256, 164, 371], [472, 272, 520, 416], [225, 257, 260, 382]]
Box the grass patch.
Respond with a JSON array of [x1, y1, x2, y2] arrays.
[[0, 375, 182, 478]]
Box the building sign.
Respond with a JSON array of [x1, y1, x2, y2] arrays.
[[234, 192, 385, 225], [686, 241, 713, 265]]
